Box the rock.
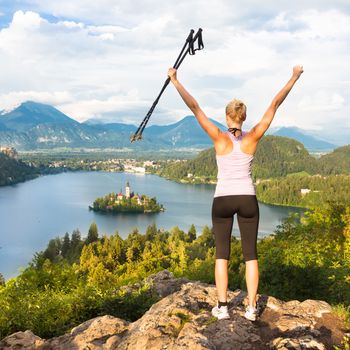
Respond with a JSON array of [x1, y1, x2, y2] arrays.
[[270, 335, 326, 349], [119, 269, 190, 298], [41, 315, 129, 350], [0, 270, 347, 350], [0, 330, 45, 349], [144, 269, 190, 298]]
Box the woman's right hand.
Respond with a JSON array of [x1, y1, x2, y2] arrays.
[[293, 65, 304, 79], [167, 68, 177, 82]]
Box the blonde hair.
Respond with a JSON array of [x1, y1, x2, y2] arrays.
[[226, 99, 246, 123]]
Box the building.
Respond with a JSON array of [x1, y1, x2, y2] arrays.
[[125, 181, 131, 198], [132, 194, 142, 205], [115, 181, 145, 206], [301, 188, 311, 195]]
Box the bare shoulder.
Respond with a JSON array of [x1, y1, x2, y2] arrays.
[[214, 131, 232, 155], [241, 130, 259, 155]]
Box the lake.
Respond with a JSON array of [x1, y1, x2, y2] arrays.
[[0, 171, 306, 280]]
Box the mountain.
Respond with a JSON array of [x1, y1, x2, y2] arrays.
[[0, 101, 100, 149], [144, 115, 226, 147], [270, 127, 336, 151], [86, 116, 226, 147], [84, 121, 137, 134], [0, 102, 158, 150], [0, 101, 346, 152], [302, 128, 350, 147], [0, 102, 224, 150], [0, 101, 79, 131]]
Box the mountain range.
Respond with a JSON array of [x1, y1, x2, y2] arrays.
[[267, 127, 336, 151], [0, 101, 343, 152]]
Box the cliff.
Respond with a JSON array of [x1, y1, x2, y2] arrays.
[[0, 270, 348, 350]]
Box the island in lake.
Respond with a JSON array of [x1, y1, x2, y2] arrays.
[[89, 181, 165, 214]]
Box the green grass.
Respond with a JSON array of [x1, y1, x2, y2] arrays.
[[332, 304, 350, 328]]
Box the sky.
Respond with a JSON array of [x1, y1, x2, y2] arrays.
[[0, 0, 349, 139]]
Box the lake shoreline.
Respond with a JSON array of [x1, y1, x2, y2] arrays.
[[0, 171, 306, 281], [0, 167, 312, 210]]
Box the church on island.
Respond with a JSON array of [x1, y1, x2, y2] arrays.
[[90, 180, 163, 214], [115, 181, 145, 206]]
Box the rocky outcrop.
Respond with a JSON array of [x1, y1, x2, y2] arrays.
[[0, 270, 348, 350]]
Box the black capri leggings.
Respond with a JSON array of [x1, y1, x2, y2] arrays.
[[211, 195, 259, 261]]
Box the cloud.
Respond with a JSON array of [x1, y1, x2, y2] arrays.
[[0, 4, 348, 136], [0, 91, 72, 111], [58, 93, 150, 123], [298, 91, 345, 112]]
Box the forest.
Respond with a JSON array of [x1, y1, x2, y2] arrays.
[[0, 153, 38, 186], [256, 174, 350, 208], [152, 136, 350, 208], [0, 203, 349, 339], [153, 136, 350, 182]]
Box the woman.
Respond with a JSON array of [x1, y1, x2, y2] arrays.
[[167, 65, 304, 321]]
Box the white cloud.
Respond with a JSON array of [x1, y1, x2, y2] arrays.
[[297, 9, 350, 39], [58, 92, 149, 122], [0, 91, 72, 111], [298, 92, 345, 112], [0, 4, 348, 136]]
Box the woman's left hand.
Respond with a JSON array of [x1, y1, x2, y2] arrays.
[[167, 68, 177, 82]]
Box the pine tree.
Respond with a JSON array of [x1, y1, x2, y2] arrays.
[[43, 237, 61, 262], [61, 232, 70, 258], [0, 272, 5, 286], [86, 222, 99, 245], [69, 229, 83, 263], [145, 223, 157, 241], [197, 225, 215, 248], [187, 224, 197, 242]]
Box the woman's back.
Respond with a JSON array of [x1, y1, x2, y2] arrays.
[[214, 131, 255, 197]]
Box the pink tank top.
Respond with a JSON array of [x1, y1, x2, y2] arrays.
[[214, 131, 256, 197]]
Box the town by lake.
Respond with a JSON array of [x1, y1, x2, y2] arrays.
[[0, 171, 306, 280]]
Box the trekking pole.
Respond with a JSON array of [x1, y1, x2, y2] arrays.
[[130, 28, 204, 142]]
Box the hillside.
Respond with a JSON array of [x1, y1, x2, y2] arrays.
[[0, 153, 38, 186], [318, 145, 350, 174], [157, 146, 217, 182], [271, 126, 336, 151], [156, 135, 321, 181], [256, 174, 350, 208], [253, 135, 319, 178]]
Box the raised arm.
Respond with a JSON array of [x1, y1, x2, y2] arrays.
[[249, 65, 304, 141], [168, 68, 221, 142]]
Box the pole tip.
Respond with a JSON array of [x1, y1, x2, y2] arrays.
[[130, 134, 142, 142]]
